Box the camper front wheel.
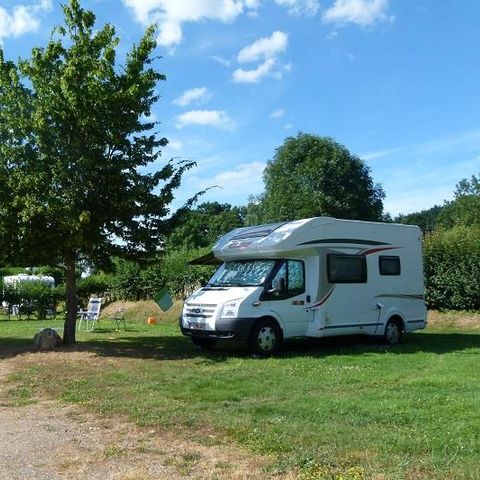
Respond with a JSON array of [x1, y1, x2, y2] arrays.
[[384, 318, 403, 345], [248, 319, 281, 356]]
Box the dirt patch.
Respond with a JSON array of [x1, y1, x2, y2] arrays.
[[0, 352, 292, 480]]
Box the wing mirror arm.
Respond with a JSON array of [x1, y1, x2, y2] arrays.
[[266, 277, 286, 294]]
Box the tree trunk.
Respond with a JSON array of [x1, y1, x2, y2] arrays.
[[63, 252, 77, 345]]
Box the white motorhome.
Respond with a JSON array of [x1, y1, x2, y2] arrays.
[[3, 274, 55, 288], [180, 217, 427, 355], [2, 274, 56, 315]]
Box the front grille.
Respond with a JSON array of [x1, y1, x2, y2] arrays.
[[184, 303, 217, 320]]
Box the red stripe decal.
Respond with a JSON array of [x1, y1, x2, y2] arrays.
[[310, 285, 335, 309], [359, 246, 399, 256]]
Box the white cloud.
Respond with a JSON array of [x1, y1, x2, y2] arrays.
[[233, 58, 276, 83], [174, 159, 266, 210], [175, 110, 234, 129], [270, 108, 285, 119], [274, 0, 320, 16], [237, 31, 288, 63], [123, 0, 323, 48], [212, 161, 265, 191], [122, 0, 260, 47], [323, 0, 393, 27], [327, 30, 339, 40], [233, 31, 289, 84], [360, 147, 403, 162], [211, 55, 232, 67], [173, 87, 212, 107], [168, 139, 183, 150], [244, 0, 261, 9], [0, 0, 52, 42]]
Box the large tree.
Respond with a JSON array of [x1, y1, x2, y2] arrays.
[[246, 133, 385, 224], [437, 172, 480, 228], [0, 0, 194, 344]]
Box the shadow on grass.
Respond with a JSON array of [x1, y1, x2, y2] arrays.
[[1, 329, 480, 362], [71, 330, 480, 362], [283, 331, 480, 357], [0, 338, 35, 358]]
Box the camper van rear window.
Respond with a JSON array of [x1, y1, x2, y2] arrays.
[[379, 256, 401, 276], [327, 254, 367, 284]]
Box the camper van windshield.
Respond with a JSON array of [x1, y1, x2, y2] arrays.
[[208, 260, 276, 287]]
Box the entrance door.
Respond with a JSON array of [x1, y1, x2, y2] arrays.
[[322, 253, 378, 335]]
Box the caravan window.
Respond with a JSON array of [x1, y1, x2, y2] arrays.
[[379, 256, 401, 276], [327, 254, 367, 283]]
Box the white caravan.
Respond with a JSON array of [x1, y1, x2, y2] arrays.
[[3, 274, 55, 288], [2, 274, 56, 315], [180, 217, 427, 354]]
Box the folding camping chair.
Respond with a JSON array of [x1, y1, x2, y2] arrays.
[[112, 307, 126, 330], [77, 297, 102, 332]]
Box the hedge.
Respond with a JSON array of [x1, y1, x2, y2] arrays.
[[424, 225, 480, 310]]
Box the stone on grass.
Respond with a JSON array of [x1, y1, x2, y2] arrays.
[[33, 328, 62, 350]]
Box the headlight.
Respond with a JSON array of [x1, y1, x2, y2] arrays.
[[221, 299, 242, 318]]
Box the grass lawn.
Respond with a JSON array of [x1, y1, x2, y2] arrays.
[[1, 309, 479, 479]]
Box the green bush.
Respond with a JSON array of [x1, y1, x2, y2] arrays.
[[424, 225, 480, 310], [106, 249, 216, 301], [109, 258, 147, 301], [159, 248, 215, 298], [17, 282, 55, 319], [0, 283, 21, 309], [77, 274, 113, 304], [0, 280, 58, 319]]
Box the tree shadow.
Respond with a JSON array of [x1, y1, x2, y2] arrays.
[[0, 339, 35, 359], [1, 330, 479, 362], [79, 334, 242, 363], [70, 330, 480, 362]]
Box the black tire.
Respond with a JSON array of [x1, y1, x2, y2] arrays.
[[191, 336, 218, 349], [383, 318, 403, 345], [248, 319, 281, 356]]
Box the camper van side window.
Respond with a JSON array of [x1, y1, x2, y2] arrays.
[[287, 260, 305, 295], [327, 254, 367, 284], [379, 256, 401, 276]]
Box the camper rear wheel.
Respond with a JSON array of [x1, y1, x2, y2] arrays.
[[191, 336, 218, 349], [248, 319, 282, 356], [383, 318, 403, 345]]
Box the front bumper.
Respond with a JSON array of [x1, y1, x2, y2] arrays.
[[180, 317, 258, 342]]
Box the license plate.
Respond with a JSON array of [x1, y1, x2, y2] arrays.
[[189, 322, 206, 330]]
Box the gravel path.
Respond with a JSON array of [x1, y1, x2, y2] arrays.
[[0, 352, 288, 480]]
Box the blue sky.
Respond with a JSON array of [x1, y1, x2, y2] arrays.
[[1, 0, 479, 217]]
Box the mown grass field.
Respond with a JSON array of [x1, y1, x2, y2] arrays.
[[1, 308, 479, 480]]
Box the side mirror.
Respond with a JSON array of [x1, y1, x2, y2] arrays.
[[274, 277, 286, 292], [267, 277, 285, 294]]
